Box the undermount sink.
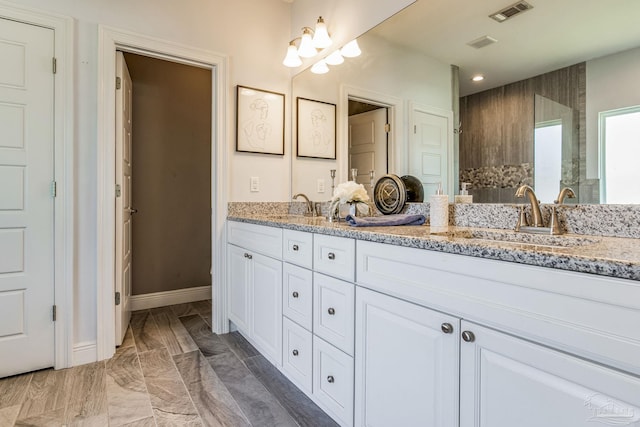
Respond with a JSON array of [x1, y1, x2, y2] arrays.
[[432, 229, 599, 248]]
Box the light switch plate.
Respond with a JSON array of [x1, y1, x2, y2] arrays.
[[317, 179, 326, 193], [250, 176, 260, 192]]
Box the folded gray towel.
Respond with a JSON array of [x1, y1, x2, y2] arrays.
[[345, 214, 426, 227]]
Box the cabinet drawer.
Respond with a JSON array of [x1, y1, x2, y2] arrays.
[[282, 317, 313, 394], [313, 336, 354, 427], [227, 221, 282, 259], [314, 234, 355, 282], [314, 273, 355, 355], [283, 263, 313, 330], [283, 229, 313, 269]]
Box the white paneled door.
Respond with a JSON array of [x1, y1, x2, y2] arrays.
[[0, 18, 55, 377], [349, 108, 388, 195], [115, 52, 133, 346], [409, 106, 453, 197]]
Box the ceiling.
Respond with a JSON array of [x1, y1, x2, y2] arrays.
[[371, 0, 640, 96]]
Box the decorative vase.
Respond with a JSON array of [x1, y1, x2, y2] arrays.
[[349, 202, 357, 217]]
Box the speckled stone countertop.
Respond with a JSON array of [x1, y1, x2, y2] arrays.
[[227, 214, 640, 282]]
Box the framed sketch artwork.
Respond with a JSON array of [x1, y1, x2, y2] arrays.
[[236, 85, 285, 155], [296, 97, 336, 159]]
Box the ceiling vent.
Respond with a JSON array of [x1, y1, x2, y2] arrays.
[[489, 1, 534, 22], [467, 35, 498, 49]]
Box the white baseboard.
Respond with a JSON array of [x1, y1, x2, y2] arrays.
[[73, 341, 97, 366], [130, 285, 212, 311]]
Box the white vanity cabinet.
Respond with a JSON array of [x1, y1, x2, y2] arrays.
[[356, 240, 640, 427], [459, 321, 640, 427], [227, 222, 283, 366], [355, 287, 460, 427]]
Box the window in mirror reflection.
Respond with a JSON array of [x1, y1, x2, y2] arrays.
[[600, 106, 640, 204], [534, 122, 562, 203]]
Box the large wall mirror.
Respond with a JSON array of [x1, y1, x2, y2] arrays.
[[291, 0, 640, 204]]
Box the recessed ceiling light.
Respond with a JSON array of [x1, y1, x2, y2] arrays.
[[472, 75, 485, 82]]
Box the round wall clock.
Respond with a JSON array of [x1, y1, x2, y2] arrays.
[[374, 174, 407, 214]]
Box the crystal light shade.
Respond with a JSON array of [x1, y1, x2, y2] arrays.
[[312, 16, 332, 49], [311, 60, 329, 74], [341, 39, 361, 58], [298, 28, 317, 58], [325, 50, 344, 65], [282, 43, 302, 67]]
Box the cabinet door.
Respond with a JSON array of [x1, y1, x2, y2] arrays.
[[460, 321, 640, 427], [251, 252, 283, 366], [282, 317, 313, 394], [228, 244, 251, 333], [314, 273, 355, 355], [355, 287, 460, 427], [283, 262, 313, 330], [313, 335, 354, 427]]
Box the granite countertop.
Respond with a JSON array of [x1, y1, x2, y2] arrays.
[[227, 214, 640, 281]]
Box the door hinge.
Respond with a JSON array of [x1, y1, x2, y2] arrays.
[[52, 305, 57, 321], [116, 76, 122, 90], [115, 292, 121, 306], [115, 184, 121, 197], [384, 123, 391, 133], [414, 125, 417, 134], [52, 57, 57, 74], [51, 180, 57, 197]]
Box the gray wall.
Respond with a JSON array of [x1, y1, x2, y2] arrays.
[[124, 52, 212, 295]]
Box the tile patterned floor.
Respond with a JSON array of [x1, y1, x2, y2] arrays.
[[0, 301, 338, 427]]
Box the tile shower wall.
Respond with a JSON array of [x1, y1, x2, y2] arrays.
[[459, 63, 595, 203]]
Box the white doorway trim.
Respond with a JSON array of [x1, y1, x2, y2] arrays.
[[97, 26, 228, 361], [339, 84, 404, 182], [0, 1, 75, 370]]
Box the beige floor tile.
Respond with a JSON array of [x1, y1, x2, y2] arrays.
[[106, 346, 154, 427], [0, 405, 20, 426], [0, 373, 32, 409]]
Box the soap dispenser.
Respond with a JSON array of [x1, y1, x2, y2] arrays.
[[455, 182, 473, 204], [429, 183, 449, 231]]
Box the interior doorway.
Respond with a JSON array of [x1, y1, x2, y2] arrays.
[[97, 26, 228, 362], [348, 100, 389, 196], [114, 51, 213, 345]]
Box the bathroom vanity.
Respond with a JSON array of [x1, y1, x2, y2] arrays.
[[226, 213, 640, 427]]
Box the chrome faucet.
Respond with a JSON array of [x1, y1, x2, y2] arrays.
[[292, 193, 314, 216], [514, 184, 544, 227], [554, 187, 576, 204]]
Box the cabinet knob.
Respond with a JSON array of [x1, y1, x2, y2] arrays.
[[292, 244, 299, 251], [461, 330, 475, 342], [327, 307, 336, 315], [441, 323, 454, 334], [244, 253, 252, 259], [292, 291, 299, 298], [327, 375, 335, 383], [327, 252, 336, 260], [292, 349, 299, 356]]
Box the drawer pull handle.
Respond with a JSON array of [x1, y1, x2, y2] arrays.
[[327, 252, 336, 260], [292, 244, 299, 251], [292, 291, 299, 298], [244, 253, 252, 259], [461, 331, 475, 342], [292, 349, 299, 356], [327, 375, 335, 383], [441, 323, 454, 334], [327, 307, 336, 315]]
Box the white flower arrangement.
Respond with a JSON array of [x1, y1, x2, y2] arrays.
[[329, 181, 370, 216]]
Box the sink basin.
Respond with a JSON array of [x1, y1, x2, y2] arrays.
[[431, 229, 599, 248]]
